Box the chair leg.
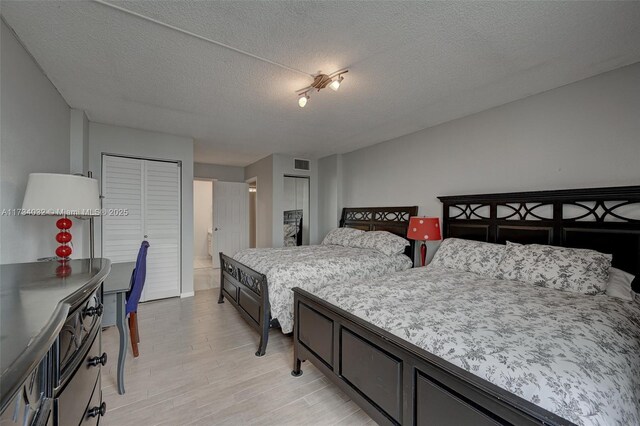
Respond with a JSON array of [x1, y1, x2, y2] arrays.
[[135, 313, 140, 343], [129, 312, 139, 358]]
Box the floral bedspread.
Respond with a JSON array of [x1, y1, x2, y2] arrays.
[[310, 267, 640, 426], [232, 245, 412, 333]]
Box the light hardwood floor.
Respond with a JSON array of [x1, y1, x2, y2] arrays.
[[101, 289, 374, 425]]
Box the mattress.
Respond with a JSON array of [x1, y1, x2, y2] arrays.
[[310, 266, 640, 426], [232, 245, 412, 333]]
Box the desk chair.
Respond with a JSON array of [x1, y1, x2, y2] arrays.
[[126, 240, 149, 358]]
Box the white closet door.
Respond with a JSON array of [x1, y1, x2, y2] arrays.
[[102, 156, 144, 263], [143, 160, 181, 301], [102, 155, 181, 302]]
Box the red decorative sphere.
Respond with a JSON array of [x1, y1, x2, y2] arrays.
[[56, 245, 72, 258], [56, 218, 72, 230], [56, 232, 72, 243]]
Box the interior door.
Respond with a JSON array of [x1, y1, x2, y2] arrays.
[[213, 181, 249, 267], [102, 155, 181, 302]]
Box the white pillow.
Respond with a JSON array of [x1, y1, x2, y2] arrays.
[[606, 267, 636, 302], [497, 242, 612, 295], [430, 238, 506, 278], [322, 227, 364, 246], [350, 231, 409, 256]]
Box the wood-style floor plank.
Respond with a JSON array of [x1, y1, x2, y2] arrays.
[[101, 287, 374, 425]]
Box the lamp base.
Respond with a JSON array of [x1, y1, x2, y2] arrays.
[[55, 217, 73, 259], [420, 242, 427, 267]]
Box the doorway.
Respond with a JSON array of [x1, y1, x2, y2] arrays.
[[193, 179, 214, 291]]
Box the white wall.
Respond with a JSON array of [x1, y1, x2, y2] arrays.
[[339, 62, 640, 213], [193, 180, 212, 260], [89, 122, 195, 296], [0, 20, 71, 264], [244, 155, 273, 248], [194, 162, 245, 182]]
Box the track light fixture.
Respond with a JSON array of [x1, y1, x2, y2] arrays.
[[296, 69, 348, 108]]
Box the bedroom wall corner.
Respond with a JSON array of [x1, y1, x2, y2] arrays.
[[0, 19, 71, 264]]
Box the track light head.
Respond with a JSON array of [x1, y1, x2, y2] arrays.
[[298, 93, 309, 108], [329, 75, 343, 91]]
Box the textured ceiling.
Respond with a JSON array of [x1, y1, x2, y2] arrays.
[[2, 1, 640, 166]]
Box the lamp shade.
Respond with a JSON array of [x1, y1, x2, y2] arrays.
[[407, 217, 441, 241], [21, 173, 101, 216]]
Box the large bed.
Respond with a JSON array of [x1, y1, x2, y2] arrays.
[[218, 206, 418, 356], [291, 186, 640, 426]]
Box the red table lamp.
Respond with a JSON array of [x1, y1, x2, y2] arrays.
[[21, 173, 101, 275], [407, 217, 442, 266]]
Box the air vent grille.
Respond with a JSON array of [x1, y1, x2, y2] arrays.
[[294, 158, 310, 171]]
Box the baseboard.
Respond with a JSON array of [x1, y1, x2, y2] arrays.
[[180, 291, 195, 298]]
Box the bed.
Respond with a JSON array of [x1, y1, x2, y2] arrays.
[[218, 206, 418, 356], [291, 186, 640, 426]]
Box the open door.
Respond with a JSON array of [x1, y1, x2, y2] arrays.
[[212, 181, 249, 267]]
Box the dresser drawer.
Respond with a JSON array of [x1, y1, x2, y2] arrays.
[[55, 332, 103, 426], [81, 374, 104, 426], [58, 289, 102, 379]]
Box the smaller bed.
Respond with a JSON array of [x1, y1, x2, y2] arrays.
[[218, 206, 417, 356]]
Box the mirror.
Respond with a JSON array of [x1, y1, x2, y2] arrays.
[[283, 176, 310, 246]]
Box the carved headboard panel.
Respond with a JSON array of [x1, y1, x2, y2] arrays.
[[439, 186, 640, 292], [340, 206, 419, 263]]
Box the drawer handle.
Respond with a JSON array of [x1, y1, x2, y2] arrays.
[[88, 352, 108, 367], [87, 402, 106, 418], [83, 304, 104, 318]]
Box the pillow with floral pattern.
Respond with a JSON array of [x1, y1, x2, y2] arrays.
[[322, 227, 365, 246], [430, 238, 506, 278], [350, 231, 409, 256], [497, 241, 612, 295]]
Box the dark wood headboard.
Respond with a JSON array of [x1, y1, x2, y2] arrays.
[[340, 206, 419, 262], [439, 186, 640, 292]]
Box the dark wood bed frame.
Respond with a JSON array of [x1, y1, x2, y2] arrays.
[[218, 206, 418, 356], [292, 186, 640, 426]]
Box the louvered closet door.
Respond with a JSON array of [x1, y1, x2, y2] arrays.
[[102, 155, 181, 302], [143, 160, 181, 301], [102, 156, 144, 263]]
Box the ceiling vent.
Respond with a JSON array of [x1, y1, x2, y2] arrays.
[[294, 158, 310, 171]]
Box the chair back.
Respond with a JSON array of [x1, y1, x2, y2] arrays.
[[126, 240, 150, 314]]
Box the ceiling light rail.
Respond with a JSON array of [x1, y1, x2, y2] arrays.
[[297, 69, 348, 108], [91, 0, 313, 77]]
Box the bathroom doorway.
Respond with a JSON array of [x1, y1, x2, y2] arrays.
[[193, 179, 214, 287]]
